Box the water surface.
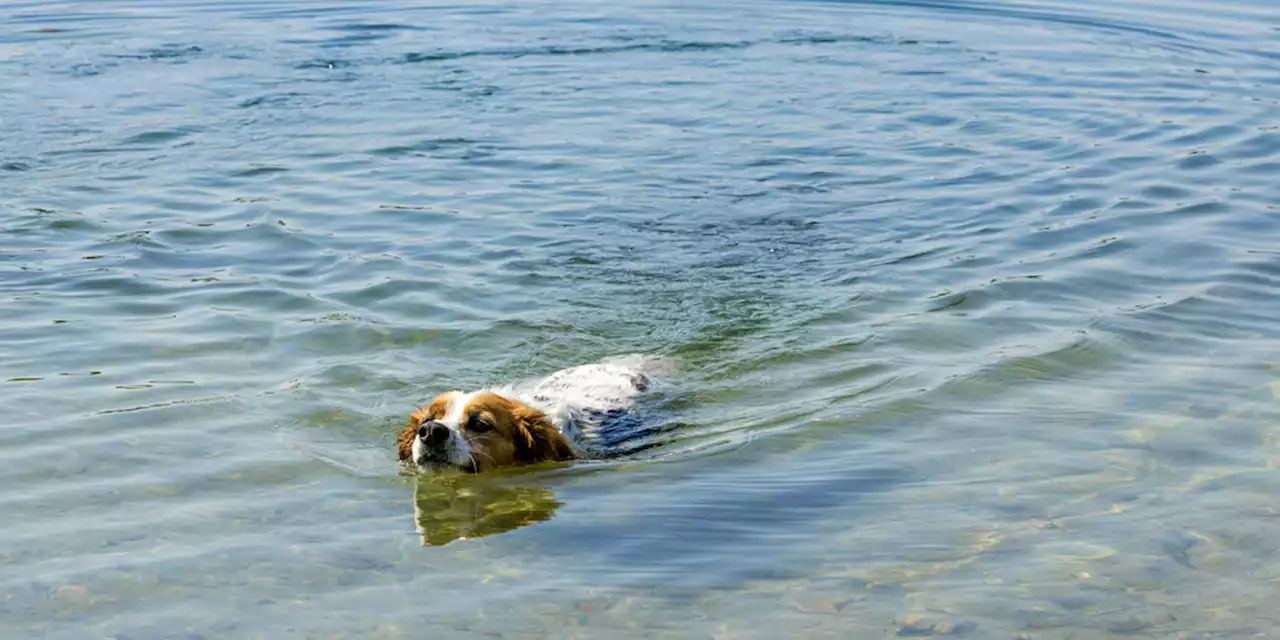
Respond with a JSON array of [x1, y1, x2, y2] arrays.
[[2, 0, 1279, 637]]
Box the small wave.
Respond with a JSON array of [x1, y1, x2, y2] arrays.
[[106, 44, 204, 62], [796, 0, 1186, 42], [397, 33, 928, 65]]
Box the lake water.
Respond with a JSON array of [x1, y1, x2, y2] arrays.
[[2, 0, 1278, 637]]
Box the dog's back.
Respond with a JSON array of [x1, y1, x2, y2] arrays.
[[499, 354, 667, 446]]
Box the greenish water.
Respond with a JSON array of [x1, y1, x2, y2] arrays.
[[2, 0, 1279, 637]]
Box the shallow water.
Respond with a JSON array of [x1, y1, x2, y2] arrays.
[[2, 0, 1279, 637]]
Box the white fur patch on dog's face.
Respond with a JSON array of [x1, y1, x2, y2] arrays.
[[410, 391, 476, 471]]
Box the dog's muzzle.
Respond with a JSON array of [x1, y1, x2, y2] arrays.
[[417, 420, 451, 447], [413, 420, 475, 472]]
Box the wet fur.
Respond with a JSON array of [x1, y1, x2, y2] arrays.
[[398, 392, 576, 472]]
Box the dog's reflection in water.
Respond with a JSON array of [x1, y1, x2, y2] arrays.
[[412, 470, 561, 546]]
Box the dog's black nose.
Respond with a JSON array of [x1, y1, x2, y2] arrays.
[[417, 421, 450, 447]]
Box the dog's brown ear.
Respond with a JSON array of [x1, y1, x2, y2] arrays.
[[398, 408, 427, 462], [513, 405, 576, 463]]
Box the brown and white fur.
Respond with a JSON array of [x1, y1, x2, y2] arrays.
[[398, 355, 662, 473]]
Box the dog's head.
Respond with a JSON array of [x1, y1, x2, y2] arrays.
[[398, 391, 576, 473]]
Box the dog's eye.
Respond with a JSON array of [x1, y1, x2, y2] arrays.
[[466, 415, 494, 433]]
